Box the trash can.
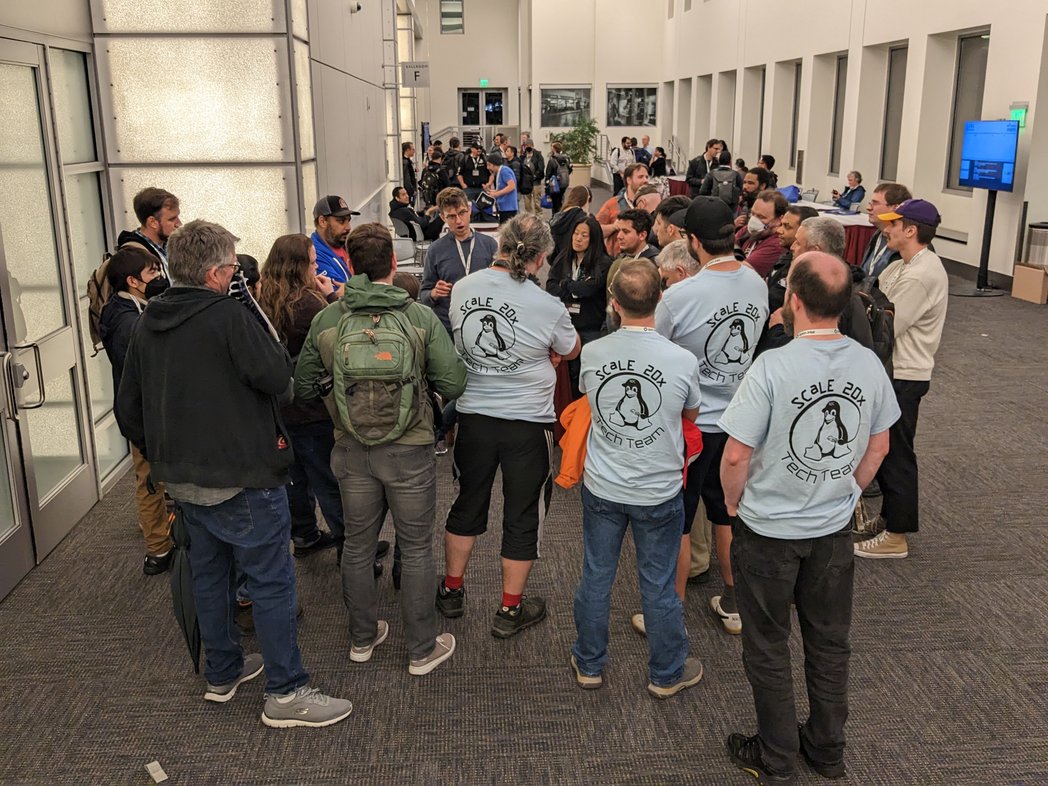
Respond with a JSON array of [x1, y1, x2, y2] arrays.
[[1025, 222, 1048, 271]]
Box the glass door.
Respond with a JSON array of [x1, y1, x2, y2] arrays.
[[0, 348, 34, 599], [0, 39, 97, 569]]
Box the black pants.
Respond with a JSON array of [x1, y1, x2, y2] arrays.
[[549, 191, 564, 215], [682, 430, 730, 533], [566, 329, 602, 398], [732, 519, 854, 776], [875, 379, 929, 534], [446, 413, 553, 561], [497, 210, 517, 225]]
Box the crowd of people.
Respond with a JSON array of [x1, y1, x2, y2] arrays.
[[97, 125, 950, 780]]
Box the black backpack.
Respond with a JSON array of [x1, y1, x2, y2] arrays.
[[854, 275, 896, 376], [711, 169, 739, 208], [518, 161, 535, 194], [442, 150, 463, 184], [419, 167, 441, 206]]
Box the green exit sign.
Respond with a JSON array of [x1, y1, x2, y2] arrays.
[[1010, 104, 1028, 128], [479, 78, 488, 88]]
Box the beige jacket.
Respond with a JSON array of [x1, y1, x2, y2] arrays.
[[878, 248, 949, 381]]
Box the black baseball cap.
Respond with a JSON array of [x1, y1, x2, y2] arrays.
[[684, 196, 736, 241], [313, 195, 360, 219], [668, 208, 688, 230]]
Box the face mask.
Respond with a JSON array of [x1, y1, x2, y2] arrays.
[[144, 275, 170, 299], [747, 215, 766, 235]]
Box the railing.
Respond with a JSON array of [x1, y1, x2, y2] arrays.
[[666, 135, 688, 175]]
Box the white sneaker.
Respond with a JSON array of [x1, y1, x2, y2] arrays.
[[710, 595, 742, 634], [349, 620, 389, 663], [630, 613, 647, 636], [409, 633, 456, 676]]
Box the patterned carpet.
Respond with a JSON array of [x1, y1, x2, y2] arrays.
[[0, 274, 1046, 785]]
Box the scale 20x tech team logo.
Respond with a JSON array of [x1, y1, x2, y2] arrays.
[[592, 359, 668, 449], [782, 379, 867, 484], [701, 302, 763, 383], [456, 296, 523, 373]]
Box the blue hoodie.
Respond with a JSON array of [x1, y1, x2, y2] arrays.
[[311, 231, 352, 283]]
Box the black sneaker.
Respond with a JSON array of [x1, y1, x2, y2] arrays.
[[436, 581, 465, 618], [798, 724, 846, 779], [861, 478, 882, 498], [143, 551, 173, 576], [686, 568, 711, 586], [375, 539, 391, 560], [726, 733, 794, 784], [491, 595, 546, 639], [293, 531, 338, 558]]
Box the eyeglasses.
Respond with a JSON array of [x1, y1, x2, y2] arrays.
[[219, 262, 242, 275]]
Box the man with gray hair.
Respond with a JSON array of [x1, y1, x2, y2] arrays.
[[758, 216, 872, 356], [655, 238, 699, 289], [117, 219, 352, 729]]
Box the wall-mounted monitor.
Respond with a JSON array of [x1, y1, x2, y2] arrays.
[[958, 119, 1020, 192]]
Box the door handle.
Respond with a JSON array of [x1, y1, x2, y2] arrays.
[[0, 352, 19, 422], [12, 342, 45, 410]]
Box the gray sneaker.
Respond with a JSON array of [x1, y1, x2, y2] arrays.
[[349, 620, 389, 663], [261, 686, 353, 728], [647, 657, 704, 699], [408, 633, 456, 676], [203, 653, 264, 703]]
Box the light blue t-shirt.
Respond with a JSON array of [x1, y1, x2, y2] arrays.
[[495, 165, 519, 213], [451, 267, 578, 422], [580, 329, 701, 505], [655, 264, 769, 432], [718, 337, 901, 539]]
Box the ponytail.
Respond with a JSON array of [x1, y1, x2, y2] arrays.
[[496, 214, 554, 282]]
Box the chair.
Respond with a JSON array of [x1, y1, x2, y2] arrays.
[[391, 216, 432, 268], [800, 188, 819, 202]]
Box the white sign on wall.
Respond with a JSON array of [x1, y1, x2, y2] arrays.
[[401, 62, 430, 87]]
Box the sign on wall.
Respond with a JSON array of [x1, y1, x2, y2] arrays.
[[607, 85, 657, 127], [540, 86, 591, 127], [402, 61, 430, 87]]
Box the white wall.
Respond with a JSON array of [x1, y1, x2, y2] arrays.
[[662, 0, 1048, 275]]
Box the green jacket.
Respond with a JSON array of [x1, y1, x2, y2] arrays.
[[294, 274, 467, 446]]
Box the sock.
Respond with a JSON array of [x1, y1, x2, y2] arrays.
[[720, 585, 737, 613], [502, 592, 522, 609], [444, 575, 463, 591]]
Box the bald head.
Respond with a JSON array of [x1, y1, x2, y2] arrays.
[[788, 251, 852, 321]]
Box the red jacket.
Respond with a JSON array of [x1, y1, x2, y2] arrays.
[[735, 225, 781, 279]]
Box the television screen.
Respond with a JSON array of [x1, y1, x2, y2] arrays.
[[958, 120, 1020, 192]]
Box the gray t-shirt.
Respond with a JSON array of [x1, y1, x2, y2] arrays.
[[451, 267, 578, 422], [718, 337, 900, 539], [580, 328, 701, 505], [420, 230, 498, 332], [655, 264, 769, 432]]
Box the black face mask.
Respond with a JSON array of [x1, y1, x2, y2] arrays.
[[144, 276, 170, 299]]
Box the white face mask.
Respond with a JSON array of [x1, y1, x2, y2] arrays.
[[747, 215, 766, 235]]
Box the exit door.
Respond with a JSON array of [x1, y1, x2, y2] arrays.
[[0, 39, 98, 598], [460, 89, 506, 126]]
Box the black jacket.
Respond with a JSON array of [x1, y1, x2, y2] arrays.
[[546, 251, 613, 334], [99, 293, 145, 427], [117, 287, 295, 489], [389, 200, 444, 241], [402, 156, 417, 197], [279, 289, 339, 427], [685, 155, 715, 196]]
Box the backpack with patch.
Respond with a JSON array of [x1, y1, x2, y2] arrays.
[[854, 276, 896, 376], [329, 303, 427, 446], [419, 167, 441, 206], [555, 155, 571, 191], [711, 168, 739, 208], [86, 240, 149, 356], [518, 159, 535, 194]]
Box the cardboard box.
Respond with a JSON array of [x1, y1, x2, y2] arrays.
[[1011, 263, 1048, 304]]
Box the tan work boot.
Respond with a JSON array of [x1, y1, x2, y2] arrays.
[[854, 530, 908, 559]]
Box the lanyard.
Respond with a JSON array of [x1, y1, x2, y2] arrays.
[[455, 231, 475, 275], [700, 255, 736, 274], [796, 328, 841, 338], [619, 326, 655, 333]]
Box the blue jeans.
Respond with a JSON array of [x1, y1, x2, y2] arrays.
[[179, 488, 309, 695], [286, 421, 344, 544], [572, 486, 688, 686]]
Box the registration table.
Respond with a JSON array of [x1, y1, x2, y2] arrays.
[[793, 200, 876, 267], [667, 175, 690, 197]]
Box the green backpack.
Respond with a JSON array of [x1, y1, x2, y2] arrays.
[[329, 303, 426, 446]]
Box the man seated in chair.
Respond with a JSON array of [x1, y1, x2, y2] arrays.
[[389, 186, 444, 242]]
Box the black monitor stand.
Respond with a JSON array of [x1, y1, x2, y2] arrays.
[[952, 189, 1006, 297]]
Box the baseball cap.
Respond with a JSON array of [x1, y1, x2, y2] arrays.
[[486, 150, 505, 166], [668, 208, 689, 230], [684, 196, 736, 241], [877, 198, 941, 227], [313, 195, 360, 220]]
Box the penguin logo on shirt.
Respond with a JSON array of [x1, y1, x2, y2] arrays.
[[609, 378, 652, 430], [471, 314, 509, 360], [713, 318, 750, 365], [802, 401, 853, 462]]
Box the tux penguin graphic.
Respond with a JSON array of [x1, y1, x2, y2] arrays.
[[471, 314, 509, 360], [803, 400, 853, 461], [609, 378, 652, 430], [714, 318, 750, 365]]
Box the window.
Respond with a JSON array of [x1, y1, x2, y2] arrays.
[[946, 33, 989, 190], [789, 61, 802, 168], [880, 46, 907, 181], [829, 54, 847, 175], [440, 0, 463, 34]]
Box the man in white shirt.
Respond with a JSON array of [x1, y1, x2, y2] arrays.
[[855, 199, 948, 560]]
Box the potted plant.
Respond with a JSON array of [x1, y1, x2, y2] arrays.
[[551, 116, 601, 189]]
